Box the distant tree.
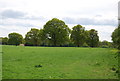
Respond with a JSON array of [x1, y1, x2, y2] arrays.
[[2, 37, 8, 45], [84, 30, 90, 46], [112, 28, 118, 46], [99, 40, 112, 48], [8, 33, 23, 46], [70, 25, 86, 47], [37, 29, 49, 46], [112, 25, 120, 50], [43, 18, 70, 46], [86, 29, 99, 47], [22, 38, 25, 44], [25, 28, 41, 46]]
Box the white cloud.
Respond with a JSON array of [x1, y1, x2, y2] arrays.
[[1, 9, 26, 19], [63, 17, 117, 26]]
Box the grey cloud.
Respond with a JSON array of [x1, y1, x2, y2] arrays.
[[1, 9, 26, 19], [24, 16, 47, 21], [119, 1, 120, 20], [0, 9, 47, 21], [95, 15, 102, 17], [118, 1, 120, 25], [0, 9, 47, 27], [63, 17, 117, 26], [0, 22, 35, 27], [14, 23, 36, 27]]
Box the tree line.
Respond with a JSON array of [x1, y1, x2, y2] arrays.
[[0, 18, 119, 48]]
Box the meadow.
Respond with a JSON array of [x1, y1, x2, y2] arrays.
[[0, 45, 2, 80], [2, 45, 118, 79]]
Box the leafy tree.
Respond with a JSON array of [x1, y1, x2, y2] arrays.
[[99, 40, 112, 48], [43, 18, 70, 46], [86, 29, 99, 47], [2, 37, 8, 45], [70, 24, 85, 47], [37, 29, 49, 46], [25, 28, 41, 46], [112, 26, 120, 49], [8, 33, 23, 46]]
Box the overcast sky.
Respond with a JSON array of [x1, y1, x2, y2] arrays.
[[0, 0, 119, 41]]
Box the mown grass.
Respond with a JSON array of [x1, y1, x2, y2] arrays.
[[0, 45, 2, 80], [2, 45, 118, 79]]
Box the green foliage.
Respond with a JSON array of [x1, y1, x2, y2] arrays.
[[25, 28, 42, 46], [2, 45, 118, 79], [82, 42, 89, 47], [71, 25, 85, 47], [8, 33, 23, 46], [43, 18, 70, 46], [86, 29, 99, 47], [2, 37, 8, 45], [112, 26, 120, 50], [38, 29, 49, 46], [99, 40, 113, 48], [112, 28, 118, 45]]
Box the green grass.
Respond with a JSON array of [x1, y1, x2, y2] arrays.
[[0, 45, 2, 80], [2, 45, 118, 79]]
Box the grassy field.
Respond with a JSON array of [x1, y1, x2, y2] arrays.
[[0, 45, 2, 80], [2, 45, 118, 79]]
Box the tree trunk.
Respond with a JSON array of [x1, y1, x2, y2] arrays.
[[53, 34, 56, 46], [54, 40, 56, 47]]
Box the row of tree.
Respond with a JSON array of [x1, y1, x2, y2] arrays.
[[0, 18, 116, 48]]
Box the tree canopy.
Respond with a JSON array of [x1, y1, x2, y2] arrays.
[[25, 28, 41, 46], [2, 37, 8, 45], [112, 25, 120, 50], [70, 25, 85, 47], [86, 29, 99, 47], [43, 18, 70, 46], [8, 33, 23, 46]]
